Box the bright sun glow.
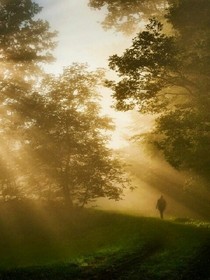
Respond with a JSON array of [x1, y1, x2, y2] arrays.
[[18, 0, 203, 220], [35, 0, 134, 149]]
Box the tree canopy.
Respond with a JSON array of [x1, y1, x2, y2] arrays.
[[20, 64, 129, 206], [88, 0, 169, 34], [106, 0, 210, 182], [0, 0, 57, 200], [0, 0, 129, 205]]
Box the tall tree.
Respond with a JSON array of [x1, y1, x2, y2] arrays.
[[107, 0, 210, 182], [21, 64, 129, 207], [0, 0, 57, 198]]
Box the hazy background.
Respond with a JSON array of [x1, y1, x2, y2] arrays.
[[31, 0, 209, 220]]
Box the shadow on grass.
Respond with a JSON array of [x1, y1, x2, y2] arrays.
[[0, 237, 166, 280], [0, 203, 210, 279]]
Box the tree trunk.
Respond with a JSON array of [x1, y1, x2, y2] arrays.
[[63, 184, 73, 209]]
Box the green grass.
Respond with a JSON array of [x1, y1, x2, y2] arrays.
[[0, 201, 210, 279]]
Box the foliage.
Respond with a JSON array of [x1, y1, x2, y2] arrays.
[[108, 19, 178, 112], [88, 0, 169, 34], [0, 0, 57, 199], [107, 0, 210, 181], [154, 108, 210, 177], [0, 1, 129, 204], [19, 64, 129, 206], [0, 0, 56, 67]]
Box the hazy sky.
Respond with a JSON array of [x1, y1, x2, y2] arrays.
[[35, 0, 135, 148], [36, 0, 131, 72]]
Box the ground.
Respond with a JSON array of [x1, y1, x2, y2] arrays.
[[0, 201, 210, 279]]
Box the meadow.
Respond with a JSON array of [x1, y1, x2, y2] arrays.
[[0, 201, 210, 279]]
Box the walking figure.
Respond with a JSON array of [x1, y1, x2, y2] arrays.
[[156, 195, 167, 219]]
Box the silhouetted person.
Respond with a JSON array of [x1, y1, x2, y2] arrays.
[[156, 195, 167, 219]]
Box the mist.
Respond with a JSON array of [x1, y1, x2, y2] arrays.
[[95, 142, 207, 220], [0, 0, 210, 278]]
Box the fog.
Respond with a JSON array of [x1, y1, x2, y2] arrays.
[[96, 142, 209, 220]]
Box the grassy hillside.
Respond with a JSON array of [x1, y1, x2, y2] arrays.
[[0, 201, 210, 279]]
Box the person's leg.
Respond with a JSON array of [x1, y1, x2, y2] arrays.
[[160, 210, 163, 219]]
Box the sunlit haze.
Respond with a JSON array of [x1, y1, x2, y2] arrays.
[[36, 0, 132, 71], [32, 1, 205, 218], [1, 1, 210, 276], [36, 0, 135, 149]]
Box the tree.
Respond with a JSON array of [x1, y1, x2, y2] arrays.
[[154, 108, 210, 178], [21, 64, 129, 207], [108, 19, 179, 112], [0, 1, 129, 204], [107, 0, 210, 182], [0, 0, 56, 69], [0, 0, 57, 199], [88, 0, 169, 34]]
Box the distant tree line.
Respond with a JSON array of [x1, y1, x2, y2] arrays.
[[0, 0, 129, 206]]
